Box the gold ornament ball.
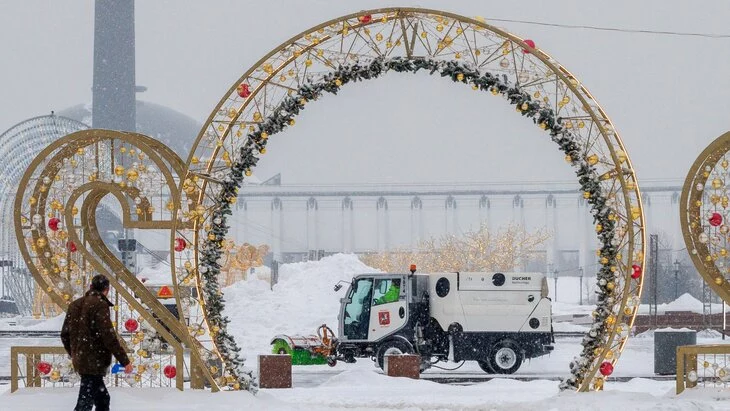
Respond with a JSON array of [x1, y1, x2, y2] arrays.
[[587, 154, 599, 165], [126, 169, 139, 182], [713, 178, 724, 189], [245, 169, 252, 177], [50, 370, 61, 382], [456, 73, 464, 81], [715, 277, 724, 285], [583, 191, 591, 199], [593, 377, 604, 390], [114, 165, 125, 176]]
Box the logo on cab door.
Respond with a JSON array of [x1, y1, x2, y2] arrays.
[[378, 311, 391, 326]]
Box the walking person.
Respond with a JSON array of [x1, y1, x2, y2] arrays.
[[61, 274, 132, 411]]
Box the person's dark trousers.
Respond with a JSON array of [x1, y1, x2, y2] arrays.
[[74, 374, 110, 411]]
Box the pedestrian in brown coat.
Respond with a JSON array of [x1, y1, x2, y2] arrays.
[[61, 274, 132, 411]]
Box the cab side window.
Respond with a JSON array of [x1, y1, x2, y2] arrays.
[[372, 279, 401, 306]]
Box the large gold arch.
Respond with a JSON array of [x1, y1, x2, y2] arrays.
[[172, 8, 646, 392]]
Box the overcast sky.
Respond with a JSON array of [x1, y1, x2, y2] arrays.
[[2, 0, 730, 185]]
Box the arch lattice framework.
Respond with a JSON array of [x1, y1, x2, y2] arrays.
[[172, 8, 646, 392]]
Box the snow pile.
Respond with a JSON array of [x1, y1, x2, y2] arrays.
[[638, 293, 729, 315], [662, 293, 704, 313], [222, 253, 379, 361], [697, 329, 723, 339]]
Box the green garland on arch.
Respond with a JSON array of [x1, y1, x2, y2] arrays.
[[201, 56, 621, 392]]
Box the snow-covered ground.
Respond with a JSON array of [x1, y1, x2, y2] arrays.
[[3, 254, 730, 410], [3, 374, 730, 410]]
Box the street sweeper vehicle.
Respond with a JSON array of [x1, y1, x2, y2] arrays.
[[271, 266, 554, 374]]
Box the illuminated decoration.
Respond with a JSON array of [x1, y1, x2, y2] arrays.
[[174, 237, 187, 252], [172, 8, 645, 393], [14, 130, 220, 392], [164, 365, 177, 379], [599, 361, 614, 376], [631, 264, 642, 279], [124, 318, 139, 333], [681, 130, 730, 308], [37, 361, 52, 375], [219, 242, 270, 286], [47, 217, 60, 231]]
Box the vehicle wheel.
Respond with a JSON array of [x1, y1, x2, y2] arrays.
[[376, 339, 413, 371], [327, 357, 337, 367], [488, 340, 523, 374], [477, 360, 495, 374]]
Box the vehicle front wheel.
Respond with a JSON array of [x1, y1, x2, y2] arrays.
[[488, 340, 523, 374], [477, 360, 495, 374], [376, 339, 413, 371]]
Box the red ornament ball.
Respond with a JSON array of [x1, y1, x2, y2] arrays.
[[522, 39, 536, 53], [164, 365, 177, 379], [237, 83, 251, 98], [358, 14, 372, 24], [37, 361, 52, 375], [124, 318, 139, 333], [709, 212, 723, 227], [174, 237, 187, 252], [631, 264, 642, 279], [48, 217, 60, 231], [67, 241, 77, 253], [599, 361, 614, 376]]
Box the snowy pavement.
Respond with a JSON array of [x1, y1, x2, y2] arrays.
[[3, 374, 730, 410]]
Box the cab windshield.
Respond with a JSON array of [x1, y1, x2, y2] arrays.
[[343, 277, 373, 340]]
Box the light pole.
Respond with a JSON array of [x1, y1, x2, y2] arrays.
[[673, 260, 680, 300], [579, 267, 584, 305], [554, 269, 559, 303]]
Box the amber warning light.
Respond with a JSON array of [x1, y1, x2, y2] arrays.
[[409, 264, 417, 274]]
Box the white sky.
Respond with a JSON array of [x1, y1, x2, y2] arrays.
[[2, 0, 730, 184]]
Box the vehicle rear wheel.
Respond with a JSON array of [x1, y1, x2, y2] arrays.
[[376, 339, 413, 371], [488, 340, 523, 374]]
